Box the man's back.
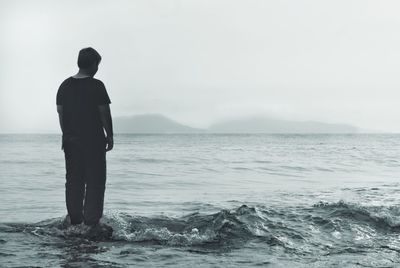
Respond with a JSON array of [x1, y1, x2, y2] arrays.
[[56, 47, 113, 226], [56, 77, 111, 143]]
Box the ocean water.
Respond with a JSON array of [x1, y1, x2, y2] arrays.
[[1, 134, 400, 267]]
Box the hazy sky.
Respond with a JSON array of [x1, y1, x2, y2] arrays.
[[1, 0, 400, 132]]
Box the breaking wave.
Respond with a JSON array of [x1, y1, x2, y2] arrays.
[[2, 202, 400, 251]]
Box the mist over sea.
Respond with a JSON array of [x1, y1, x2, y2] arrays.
[[1, 133, 400, 267]]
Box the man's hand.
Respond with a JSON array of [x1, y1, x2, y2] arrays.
[[106, 136, 114, 152]]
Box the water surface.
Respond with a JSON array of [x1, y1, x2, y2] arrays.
[[1, 134, 400, 267]]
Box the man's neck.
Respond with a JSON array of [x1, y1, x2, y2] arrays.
[[73, 70, 93, 78]]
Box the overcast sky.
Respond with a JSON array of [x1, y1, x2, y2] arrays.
[[1, 0, 400, 132]]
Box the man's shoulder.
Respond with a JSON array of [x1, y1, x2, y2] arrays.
[[58, 77, 105, 89], [59, 77, 73, 88], [91, 78, 105, 86]]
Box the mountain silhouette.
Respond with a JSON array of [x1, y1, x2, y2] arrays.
[[114, 114, 359, 133], [114, 114, 203, 133], [208, 116, 358, 133]]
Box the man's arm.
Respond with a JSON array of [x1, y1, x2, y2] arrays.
[[98, 104, 114, 151], [57, 105, 64, 133]]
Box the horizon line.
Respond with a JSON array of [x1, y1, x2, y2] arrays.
[[0, 132, 394, 135]]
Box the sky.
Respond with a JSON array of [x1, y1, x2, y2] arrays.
[[1, 0, 400, 133]]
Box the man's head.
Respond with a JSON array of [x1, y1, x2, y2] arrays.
[[77, 47, 101, 76]]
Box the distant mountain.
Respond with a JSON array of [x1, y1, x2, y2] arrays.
[[208, 116, 359, 133], [114, 114, 359, 134], [114, 114, 203, 133]]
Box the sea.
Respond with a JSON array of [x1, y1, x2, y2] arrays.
[[1, 134, 400, 267]]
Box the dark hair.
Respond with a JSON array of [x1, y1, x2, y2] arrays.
[[77, 47, 101, 68]]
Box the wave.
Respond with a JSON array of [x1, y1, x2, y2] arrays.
[[312, 200, 400, 230], [0, 205, 286, 247], [2, 202, 400, 250]]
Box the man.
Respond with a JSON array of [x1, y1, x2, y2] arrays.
[[56, 47, 113, 226]]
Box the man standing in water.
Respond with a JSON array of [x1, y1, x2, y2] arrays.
[[56, 47, 113, 227]]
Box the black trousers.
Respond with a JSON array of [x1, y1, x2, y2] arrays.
[[63, 137, 107, 225]]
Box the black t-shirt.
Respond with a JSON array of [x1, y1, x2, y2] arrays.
[[56, 77, 111, 145]]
